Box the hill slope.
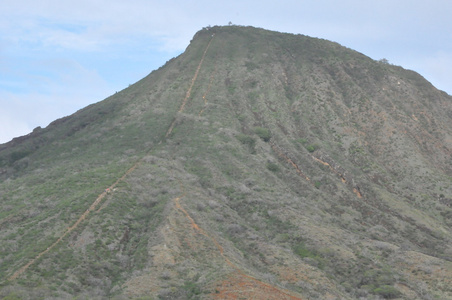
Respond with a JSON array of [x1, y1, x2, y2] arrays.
[[1, 26, 452, 299]]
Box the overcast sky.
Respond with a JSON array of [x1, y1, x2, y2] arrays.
[[1, 0, 451, 143]]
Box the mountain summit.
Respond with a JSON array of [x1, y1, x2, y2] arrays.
[[1, 26, 452, 299]]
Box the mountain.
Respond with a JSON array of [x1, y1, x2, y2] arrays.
[[1, 25, 452, 300]]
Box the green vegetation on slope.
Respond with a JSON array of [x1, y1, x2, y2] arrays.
[[1, 25, 452, 300]]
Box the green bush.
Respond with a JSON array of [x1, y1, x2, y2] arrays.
[[3, 293, 21, 300], [360, 268, 401, 298], [9, 149, 32, 164], [293, 242, 324, 268], [266, 162, 280, 172], [236, 134, 256, 153], [183, 281, 201, 297], [295, 138, 308, 145], [294, 242, 316, 258], [305, 144, 319, 153], [254, 127, 271, 142], [373, 285, 401, 299]]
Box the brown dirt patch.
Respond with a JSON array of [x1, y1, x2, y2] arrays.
[[209, 271, 303, 300]]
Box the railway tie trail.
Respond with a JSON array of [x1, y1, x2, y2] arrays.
[[166, 34, 214, 137], [8, 34, 215, 282], [198, 65, 217, 117]]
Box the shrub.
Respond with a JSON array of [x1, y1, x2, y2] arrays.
[[266, 162, 280, 172], [360, 268, 401, 298], [305, 144, 319, 153], [183, 281, 201, 297], [3, 293, 21, 300], [373, 285, 401, 299], [9, 150, 32, 164], [293, 242, 316, 259], [295, 138, 308, 145], [254, 127, 271, 142], [236, 134, 256, 153], [293, 242, 324, 268]]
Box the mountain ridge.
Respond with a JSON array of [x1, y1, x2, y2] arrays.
[[1, 25, 452, 299]]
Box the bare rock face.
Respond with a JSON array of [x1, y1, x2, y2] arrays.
[[1, 26, 452, 299]]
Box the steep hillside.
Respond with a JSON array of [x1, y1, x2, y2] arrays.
[[1, 26, 452, 299]]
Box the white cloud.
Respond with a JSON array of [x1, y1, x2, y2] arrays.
[[0, 0, 200, 52], [1, 0, 451, 144]]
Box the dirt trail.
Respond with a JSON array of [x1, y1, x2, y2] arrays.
[[172, 185, 302, 299], [166, 34, 215, 137], [311, 154, 363, 198], [270, 140, 364, 199], [8, 35, 216, 282], [270, 141, 311, 183], [198, 66, 217, 117], [8, 160, 142, 281]]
